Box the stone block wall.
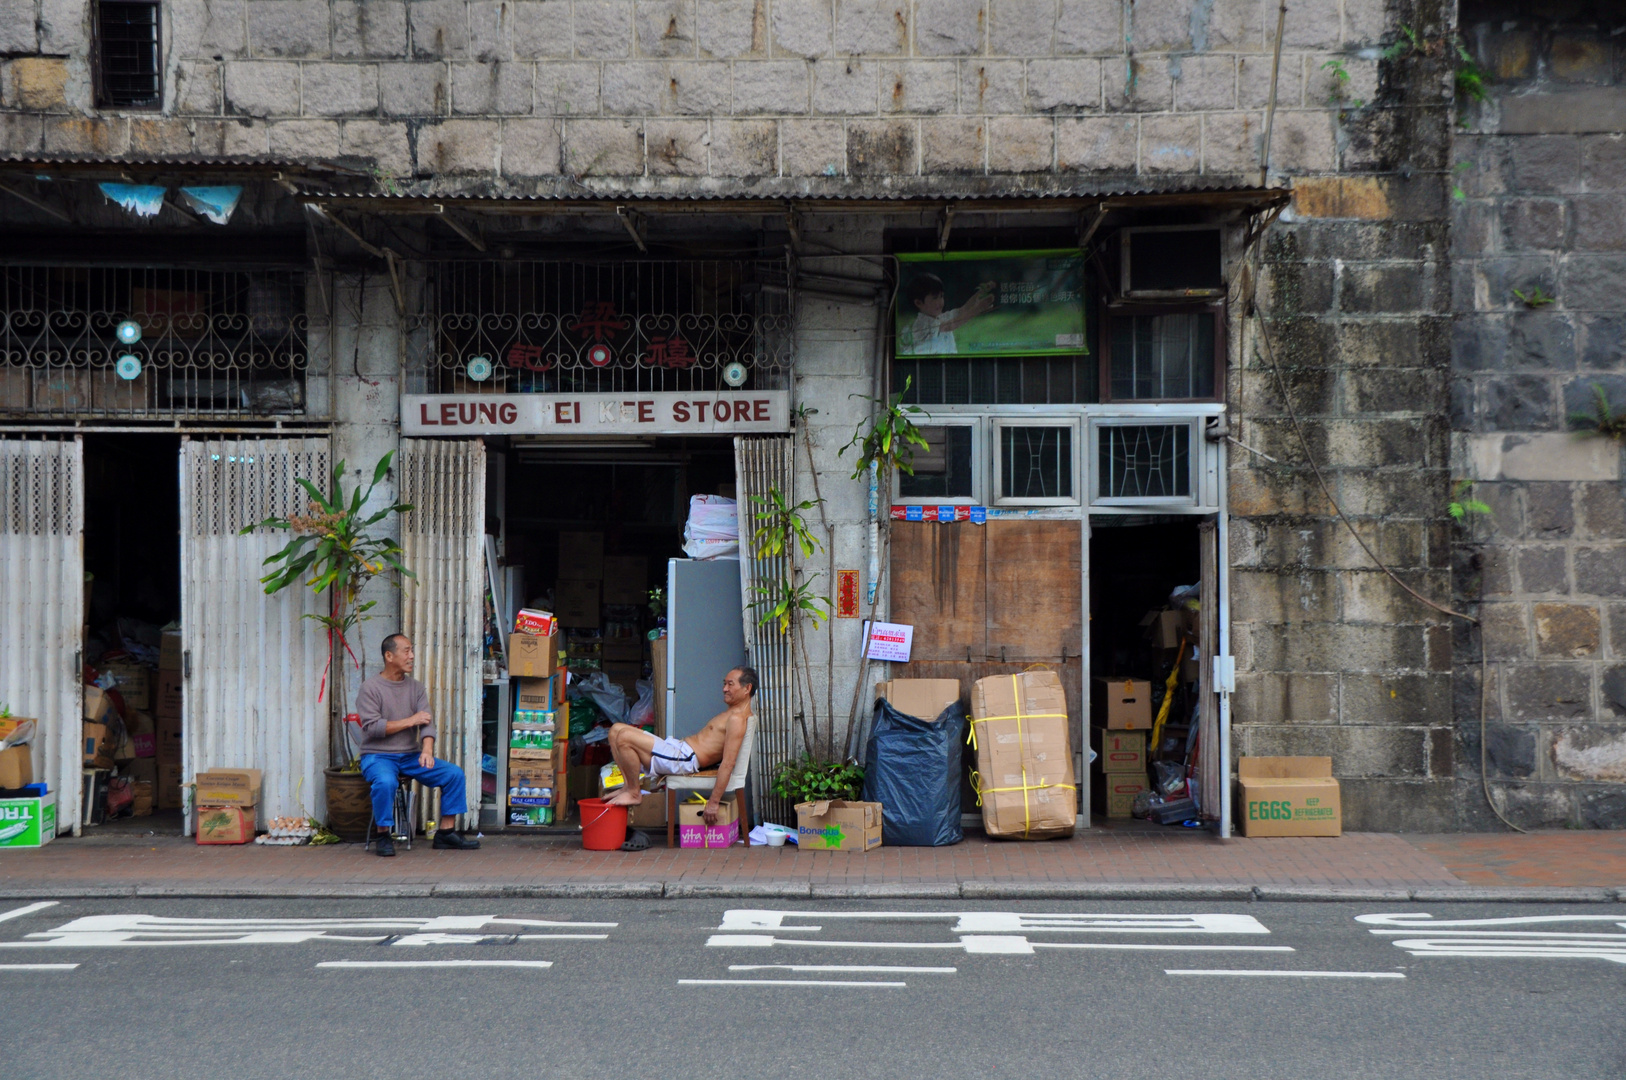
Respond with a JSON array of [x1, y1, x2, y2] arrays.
[[0, 0, 1378, 188], [1450, 3, 1626, 829]]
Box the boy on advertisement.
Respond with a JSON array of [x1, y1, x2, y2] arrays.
[[899, 273, 997, 355]]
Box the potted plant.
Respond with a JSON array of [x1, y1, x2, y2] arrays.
[[243, 451, 413, 839], [770, 758, 865, 807]]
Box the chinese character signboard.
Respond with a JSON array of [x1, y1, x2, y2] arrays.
[[402, 391, 790, 435]]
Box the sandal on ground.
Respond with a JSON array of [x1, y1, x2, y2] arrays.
[[621, 829, 651, 852]]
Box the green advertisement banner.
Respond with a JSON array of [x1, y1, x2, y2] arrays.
[[895, 249, 1086, 357]]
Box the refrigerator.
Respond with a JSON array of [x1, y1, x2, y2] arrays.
[[664, 557, 748, 740]]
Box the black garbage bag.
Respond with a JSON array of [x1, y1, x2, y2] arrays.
[[862, 698, 966, 847]]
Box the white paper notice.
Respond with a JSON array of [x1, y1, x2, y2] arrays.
[[860, 621, 914, 662]]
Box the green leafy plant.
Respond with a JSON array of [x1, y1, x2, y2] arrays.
[[770, 757, 866, 805], [839, 375, 933, 759], [1448, 479, 1492, 522], [1569, 383, 1626, 442], [647, 587, 665, 620], [750, 485, 832, 755], [1320, 58, 1363, 109], [1451, 160, 1473, 202], [243, 451, 414, 767], [1454, 40, 1487, 104], [1381, 23, 1423, 61], [1512, 286, 1555, 308]]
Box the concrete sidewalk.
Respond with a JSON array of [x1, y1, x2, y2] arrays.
[[4, 822, 1625, 902]]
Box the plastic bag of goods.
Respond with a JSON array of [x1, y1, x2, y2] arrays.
[[629, 679, 655, 728], [861, 698, 966, 846], [682, 494, 739, 560], [569, 671, 629, 725]]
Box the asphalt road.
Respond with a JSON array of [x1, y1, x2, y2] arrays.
[[2, 896, 1622, 1079]]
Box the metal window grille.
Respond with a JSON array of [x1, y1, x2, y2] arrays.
[[1108, 312, 1215, 400], [0, 267, 310, 418], [999, 425, 1074, 500], [895, 355, 1092, 405], [97, 1, 162, 108], [1098, 424, 1191, 499], [408, 259, 793, 396]]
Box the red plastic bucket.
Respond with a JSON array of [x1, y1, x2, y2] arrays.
[[579, 797, 628, 851]]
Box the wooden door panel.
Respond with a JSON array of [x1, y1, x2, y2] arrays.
[[985, 520, 1082, 662], [890, 522, 986, 662]]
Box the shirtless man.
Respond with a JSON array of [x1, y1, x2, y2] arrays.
[[602, 666, 755, 826]]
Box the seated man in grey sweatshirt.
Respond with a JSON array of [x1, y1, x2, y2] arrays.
[[355, 633, 480, 856]]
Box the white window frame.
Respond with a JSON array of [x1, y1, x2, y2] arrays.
[[891, 415, 984, 506], [1087, 404, 1224, 513], [990, 416, 1083, 508]]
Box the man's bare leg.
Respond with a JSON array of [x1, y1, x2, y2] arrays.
[[602, 724, 655, 806]]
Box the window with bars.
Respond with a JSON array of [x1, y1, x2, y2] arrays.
[[1102, 307, 1222, 402], [897, 425, 975, 499], [1094, 423, 1193, 502], [894, 355, 1093, 406], [993, 421, 1078, 505], [96, 1, 162, 109]]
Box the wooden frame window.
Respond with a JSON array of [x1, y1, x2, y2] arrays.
[[1099, 303, 1224, 403]]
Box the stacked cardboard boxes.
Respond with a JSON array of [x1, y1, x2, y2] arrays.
[[968, 670, 1077, 840], [193, 768, 260, 844], [507, 662, 567, 827], [1091, 728, 1149, 818]]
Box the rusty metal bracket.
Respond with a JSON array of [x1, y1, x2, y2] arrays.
[[616, 205, 648, 252]]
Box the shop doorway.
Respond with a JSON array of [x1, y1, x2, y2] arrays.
[[490, 437, 740, 831], [1088, 517, 1210, 826], [82, 434, 182, 834]]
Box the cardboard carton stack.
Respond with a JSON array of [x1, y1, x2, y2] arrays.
[[1091, 728, 1149, 819], [0, 720, 55, 848], [508, 660, 568, 828], [969, 670, 1077, 840], [677, 794, 740, 848], [193, 768, 260, 844]]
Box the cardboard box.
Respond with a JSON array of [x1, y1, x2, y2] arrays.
[[603, 660, 641, 696], [123, 757, 157, 785], [1091, 728, 1147, 775], [1142, 609, 1186, 650], [1237, 757, 1342, 837], [159, 630, 182, 671], [795, 799, 884, 851], [555, 579, 601, 628], [508, 746, 558, 764], [192, 768, 262, 807], [157, 761, 184, 809], [514, 676, 556, 712], [0, 795, 55, 848], [651, 636, 668, 737], [130, 780, 154, 816], [876, 678, 961, 721], [677, 795, 740, 849], [84, 685, 116, 724], [0, 745, 33, 789], [508, 632, 558, 679], [196, 804, 256, 844], [970, 670, 1076, 840], [508, 759, 558, 788], [558, 531, 605, 579], [31, 369, 90, 411], [155, 723, 182, 764], [154, 670, 182, 720], [514, 608, 558, 637], [102, 659, 151, 710], [83, 721, 116, 769], [601, 556, 649, 604], [1099, 774, 1150, 819], [1095, 678, 1152, 731], [628, 795, 666, 829]]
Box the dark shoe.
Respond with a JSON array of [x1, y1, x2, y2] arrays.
[[373, 833, 395, 857], [433, 830, 480, 850]]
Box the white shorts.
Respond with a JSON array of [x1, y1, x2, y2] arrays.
[[646, 735, 700, 778]]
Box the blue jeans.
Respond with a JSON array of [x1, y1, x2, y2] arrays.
[[360, 752, 467, 828]]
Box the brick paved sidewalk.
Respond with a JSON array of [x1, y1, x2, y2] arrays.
[[4, 821, 1623, 899]]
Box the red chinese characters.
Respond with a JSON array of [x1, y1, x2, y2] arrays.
[[568, 301, 629, 343], [643, 335, 695, 369]]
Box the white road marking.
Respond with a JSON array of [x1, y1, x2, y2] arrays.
[[0, 902, 59, 925], [679, 979, 906, 988], [1359, 913, 1626, 965], [707, 934, 1292, 955], [515, 934, 612, 941], [3, 913, 616, 949], [0, 963, 78, 971], [716, 910, 1269, 935], [1165, 970, 1406, 979], [728, 965, 957, 974], [318, 960, 555, 970]]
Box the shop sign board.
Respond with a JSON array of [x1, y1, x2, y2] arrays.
[[401, 391, 790, 436], [860, 621, 914, 662]]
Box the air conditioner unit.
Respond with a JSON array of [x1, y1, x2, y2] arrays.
[[1120, 226, 1225, 299]]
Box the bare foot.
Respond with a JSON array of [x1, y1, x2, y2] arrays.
[[602, 788, 643, 807]]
